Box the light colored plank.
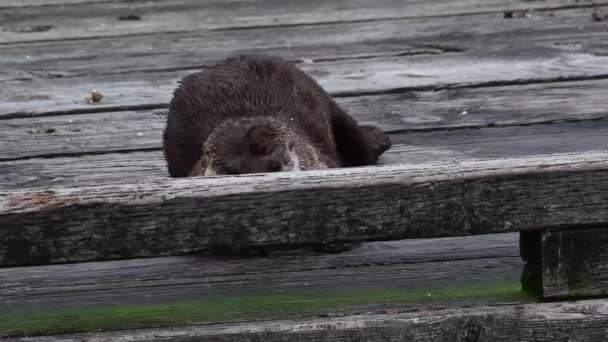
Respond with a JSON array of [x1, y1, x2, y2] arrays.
[[4, 49, 608, 118], [2, 7, 606, 82], [3, 78, 608, 160], [1, 0, 603, 44], [1, 151, 608, 266], [6, 300, 608, 342]]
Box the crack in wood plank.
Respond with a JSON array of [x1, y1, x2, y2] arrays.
[[1, 151, 608, 266], [1, 7, 606, 83], [1, 0, 606, 44]]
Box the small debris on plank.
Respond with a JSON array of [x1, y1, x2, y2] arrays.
[[592, 9, 607, 21], [504, 9, 533, 19], [85, 90, 103, 104], [118, 14, 141, 20]]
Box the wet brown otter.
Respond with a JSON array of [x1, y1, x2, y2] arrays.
[[163, 54, 391, 177]]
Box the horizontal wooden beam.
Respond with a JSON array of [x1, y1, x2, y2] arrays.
[[5, 300, 608, 342], [0, 234, 523, 337], [1, 151, 608, 266], [521, 228, 608, 300]]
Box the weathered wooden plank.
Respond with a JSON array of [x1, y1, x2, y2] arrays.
[[3, 7, 606, 82], [1, 0, 603, 44], [1, 151, 608, 266], [521, 228, 608, 299], [3, 78, 608, 160], [0, 233, 525, 318], [0, 0, 130, 8], [5, 300, 608, 342], [4, 49, 608, 118], [3, 119, 608, 188]]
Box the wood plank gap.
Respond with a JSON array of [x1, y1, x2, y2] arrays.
[[0, 104, 169, 121], [0, 0, 167, 10], [0, 146, 162, 162], [333, 73, 608, 98]]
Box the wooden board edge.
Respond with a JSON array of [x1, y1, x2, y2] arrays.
[[4, 299, 608, 342]]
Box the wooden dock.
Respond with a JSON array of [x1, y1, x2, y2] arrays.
[[1, 0, 608, 340]]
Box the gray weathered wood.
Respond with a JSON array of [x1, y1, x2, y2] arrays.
[[0, 233, 521, 312], [4, 49, 608, 118], [1, 0, 603, 44], [521, 228, 608, 299], [0, 0, 137, 7], [1, 151, 608, 266], [6, 300, 608, 342], [2, 118, 607, 188], [3, 79, 608, 160], [3, 7, 606, 82]]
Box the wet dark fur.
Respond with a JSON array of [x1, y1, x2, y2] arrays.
[[163, 54, 391, 177]]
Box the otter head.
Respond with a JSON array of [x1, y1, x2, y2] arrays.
[[190, 117, 325, 176]]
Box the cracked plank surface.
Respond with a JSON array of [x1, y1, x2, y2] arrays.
[[2, 78, 608, 160], [2, 151, 608, 266], [2, 7, 606, 82], [2, 0, 604, 44], [3, 50, 608, 118]]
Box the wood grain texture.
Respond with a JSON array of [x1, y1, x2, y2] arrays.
[[3, 79, 608, 160], [0, 0, 135, 7], [2, 118, 607, 188], [2, 7, 606, 82], [1, 0, 603, 44], [523, 228, 608, 299], [0, 233, 521, 312], [3, 118, 608, 188], [1, 151, 608, 266], [4, 49, 608, 118], [5, 299, 608, 342]]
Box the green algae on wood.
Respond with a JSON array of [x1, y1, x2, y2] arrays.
[[0, 281, 526, 338]]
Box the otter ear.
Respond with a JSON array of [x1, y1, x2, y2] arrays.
[[189, 159, 204, 177], [247, 124, 278, 155]]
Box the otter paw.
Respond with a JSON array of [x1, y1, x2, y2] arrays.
[[359, 125, 392, 159]]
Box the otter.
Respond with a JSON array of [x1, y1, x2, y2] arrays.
[[163, 54, 391, 177]]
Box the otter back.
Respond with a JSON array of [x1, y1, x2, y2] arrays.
[[163, 54, 387, 177]]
